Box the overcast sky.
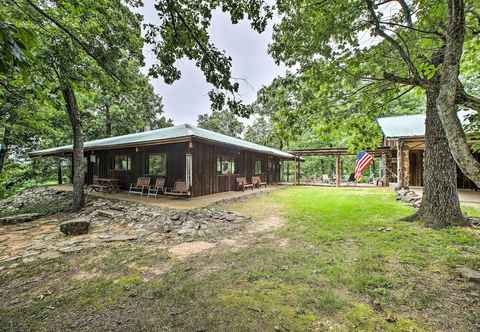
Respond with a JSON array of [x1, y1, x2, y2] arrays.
[[139, 2, 287, 126]]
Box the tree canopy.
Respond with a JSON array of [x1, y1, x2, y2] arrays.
[[197, 109, 244, 137]]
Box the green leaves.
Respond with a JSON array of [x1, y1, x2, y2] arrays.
[[144, 0, 272, 114], [0, 13, 34, 74], [197, 109, 244, 138]]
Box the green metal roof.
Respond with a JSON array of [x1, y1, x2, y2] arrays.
[[377, 111, 472, 138], [30, 124, 295, 159]]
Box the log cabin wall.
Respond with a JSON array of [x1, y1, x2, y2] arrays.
[[191, 139, 282, 197], [409, 150, 424, 186], [90, 143, 187, 190], [86, 139, 284, 196]]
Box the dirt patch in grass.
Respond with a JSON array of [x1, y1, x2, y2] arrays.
[[169, 241, 217, 259]]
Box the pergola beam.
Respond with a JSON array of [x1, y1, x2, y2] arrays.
[[288, 146, 391, 157]]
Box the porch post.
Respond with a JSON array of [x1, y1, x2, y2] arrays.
[[57, 157, 63, 185], [336, 155, 341, 187], [296, 157, 301, 185], [381, 152, 387, 187], [397, 141, 404, 188], [287, 161, 290, 183], [185, 153, 192, 194]]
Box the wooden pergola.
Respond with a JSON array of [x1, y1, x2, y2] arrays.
[[287, 147, 392, 187]]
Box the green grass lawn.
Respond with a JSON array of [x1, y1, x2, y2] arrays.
[[1, 187, 479, 331]]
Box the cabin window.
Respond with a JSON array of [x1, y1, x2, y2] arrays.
[[148, 153, 167, 176], [216, 156, 235, 175], [114, 155, 131, 171], [255, 160, 262, 175]]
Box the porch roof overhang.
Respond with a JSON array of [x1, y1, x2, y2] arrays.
[[377, 110, 473, 139], [29, 124, 296, 160]]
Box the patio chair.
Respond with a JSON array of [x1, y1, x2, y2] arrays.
[[321, 174, 330, 183], [165, 181, 191, 198], [236, 177, 246, 191], [128, 177, 151, 196], [236, 177, 253, 191], [148, 177, 166, 198], [252, 176, 267, 188]]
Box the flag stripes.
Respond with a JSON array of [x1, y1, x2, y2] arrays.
[[355, 151, 373, 180]]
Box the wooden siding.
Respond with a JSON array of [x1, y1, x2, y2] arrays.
[[88, 143, 187, 190], [85, 139, 284, 197], [409, 150, 424, 186], [191, 139, 282, 197]]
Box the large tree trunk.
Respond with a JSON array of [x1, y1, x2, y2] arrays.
[[62, 83, 85, 211], [105, 104, 112, 137], [0, 144, 7, 173], [417, 83, 465, 228], [436, 0, 480, 188], [0, 127, 9, 173]]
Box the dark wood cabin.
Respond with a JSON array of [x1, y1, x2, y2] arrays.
[[30, 124, 295, 197], [377, 112, 478, 189]]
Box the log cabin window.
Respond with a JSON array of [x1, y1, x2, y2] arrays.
[[255, 160, 262, 175], [148, 153, 167, 176], [217, 156, 235, 175], [114, 155, 131, 171]]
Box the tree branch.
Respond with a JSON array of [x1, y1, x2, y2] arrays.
[[366, 86, 415, 115], [361, 72, 421, 87], [19, 0, 127, 86], [376, 20, 445, 38], [396, 0, 413, 27], [456, 88, 480, 111], [364, 0, 421, 81]]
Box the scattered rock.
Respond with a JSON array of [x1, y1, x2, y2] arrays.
[[377, 227, 392, 232], [38, 251, 62, 260], [0, 255, 22, 264], [58, 247, 84, 254], [0, 213, 42, 225], [60, 218, 90, 236], [0, 188, 70, 217], [177, 229, 194, 236], [101, 235, 138, 242], [395, 188, 422, 208], [0, 188, 253, 263], [456, 267, 480, 283], [96, 210, 121, 218], [225, 214, 236, 222], [170, 214, 180, 221]]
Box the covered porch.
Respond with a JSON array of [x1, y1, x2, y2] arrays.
[[287, 147, 392, 187], [29, 124, 296, 198], [53, 183, 282, 210]]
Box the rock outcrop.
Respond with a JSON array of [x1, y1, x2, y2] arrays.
[[0, 213, 42, 225], [60, 218, 90, 235]]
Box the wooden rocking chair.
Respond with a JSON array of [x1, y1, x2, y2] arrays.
[[128, 177, 151, 196], [165, 181, 191, 198], [252, 176, 267, 188], [147, 177, 166, 198]]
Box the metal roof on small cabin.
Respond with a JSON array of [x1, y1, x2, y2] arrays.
[[30, 124, 295, 159], [377, 111, 472, 138]]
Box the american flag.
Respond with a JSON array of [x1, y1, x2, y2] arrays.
[[355, 151, 374, 180]]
